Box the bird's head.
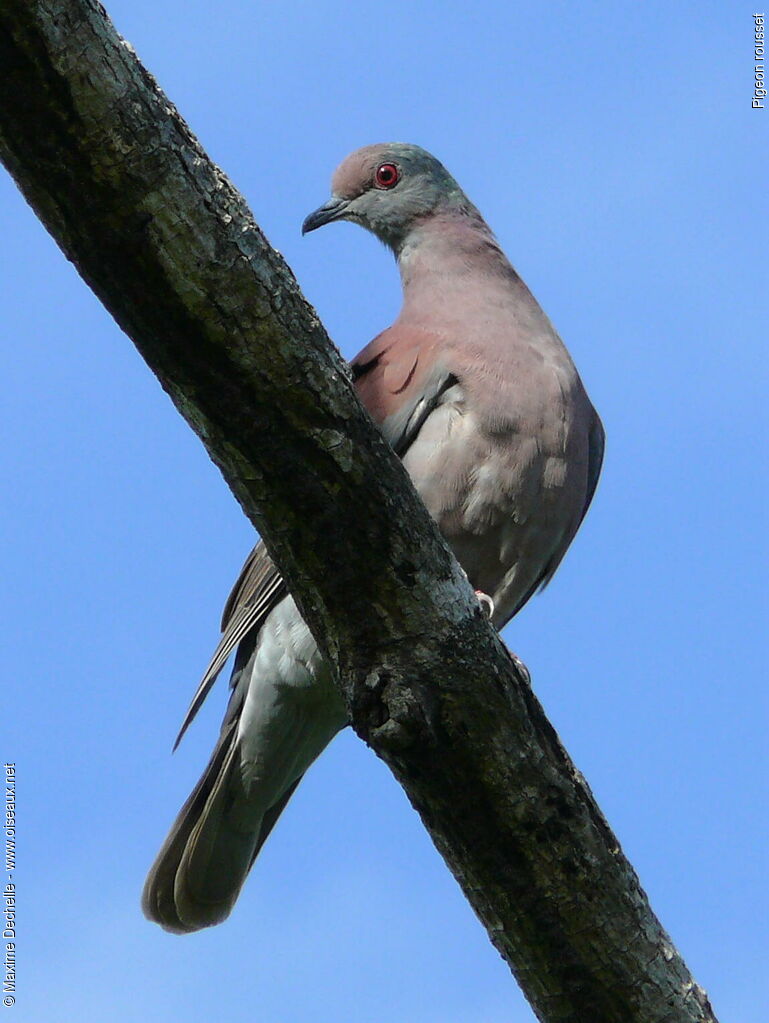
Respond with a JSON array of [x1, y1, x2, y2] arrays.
[[302, 143, 467, 253]]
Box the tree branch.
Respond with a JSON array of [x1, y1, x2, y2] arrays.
[[0, 3, 717, 1021]]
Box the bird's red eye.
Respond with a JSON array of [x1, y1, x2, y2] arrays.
[[375, 163, 400, 189]]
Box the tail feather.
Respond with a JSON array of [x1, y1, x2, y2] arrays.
[[142, 718, 300, 935], [143, 605, 346, 935], [170, 740, 255, 931]]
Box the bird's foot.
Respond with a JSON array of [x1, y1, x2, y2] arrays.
[[475, 590, 495, 619]]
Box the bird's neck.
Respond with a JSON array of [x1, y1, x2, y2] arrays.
[[396, 207, 519, 317]]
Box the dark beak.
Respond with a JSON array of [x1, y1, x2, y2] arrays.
[[301, 196, 350, 235]]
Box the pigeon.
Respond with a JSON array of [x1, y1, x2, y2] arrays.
[[142, 143, 604, 934]]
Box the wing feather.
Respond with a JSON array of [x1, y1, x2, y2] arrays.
[[173, 543, 286, 749]]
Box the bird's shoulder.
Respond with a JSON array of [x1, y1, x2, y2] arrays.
[[350, 324, 448, 418], [350, 324, 463, 455]]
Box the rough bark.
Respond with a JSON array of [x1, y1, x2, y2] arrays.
[[0, 3, 717, 1021]]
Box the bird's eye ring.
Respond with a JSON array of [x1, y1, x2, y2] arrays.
[[375, 163, 400, 189]]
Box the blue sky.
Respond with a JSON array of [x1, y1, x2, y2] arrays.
[[1, 2, 765, 1020]]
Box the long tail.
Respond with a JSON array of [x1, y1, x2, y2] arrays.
[[141, 715, 301, 934], [143, 587, 347, 935]]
